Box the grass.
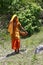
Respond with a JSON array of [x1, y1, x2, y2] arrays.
[[0, 26, 43, 65]]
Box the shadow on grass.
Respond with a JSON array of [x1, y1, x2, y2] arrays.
[[6, 52, 16, 57], [6, 49, 26, 57]]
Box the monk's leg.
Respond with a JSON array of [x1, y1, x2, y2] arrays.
[[15, 39, 20, 53], [12, 38, 20, 54]]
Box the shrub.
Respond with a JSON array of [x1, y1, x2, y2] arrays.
[[16, 3, 42, 35], [0, 0, 42, 36]]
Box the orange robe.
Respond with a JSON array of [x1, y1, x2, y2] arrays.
[[8, 17, 21, 50], [12, 38, 20, 50], [11, 22, 21, 50]]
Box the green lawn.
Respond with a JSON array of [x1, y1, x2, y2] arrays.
[[0, 26, 43, 65]]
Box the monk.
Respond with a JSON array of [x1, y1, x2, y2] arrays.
[[8, 14, 28, 54]]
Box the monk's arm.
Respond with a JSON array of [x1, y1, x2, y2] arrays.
[[20, 25, 26, 32], [19, 24, 28, 35]]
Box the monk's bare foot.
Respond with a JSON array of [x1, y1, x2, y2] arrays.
[[15, 49, 19, 54]]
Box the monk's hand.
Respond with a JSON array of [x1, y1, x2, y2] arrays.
[[25, 31, 28, 35]]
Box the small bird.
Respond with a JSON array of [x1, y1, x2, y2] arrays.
[[35, 45, 43, 54]]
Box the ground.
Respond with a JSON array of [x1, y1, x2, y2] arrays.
[[0, 26, 43, 65]]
